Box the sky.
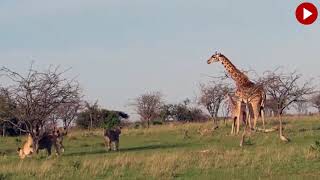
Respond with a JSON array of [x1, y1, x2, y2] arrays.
[[0, 0, 320, 120]]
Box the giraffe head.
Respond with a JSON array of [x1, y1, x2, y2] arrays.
[[207, 51, 223, 64]]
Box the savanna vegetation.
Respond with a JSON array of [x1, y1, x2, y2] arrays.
[[1, 61, 320, 180], [1, 116, 320, 179]]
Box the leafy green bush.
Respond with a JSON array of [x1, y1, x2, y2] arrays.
[[103, 111, 121, 129], [76, 107, 128, 129]]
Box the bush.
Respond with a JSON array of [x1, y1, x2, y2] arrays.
[[310, 140, 320, 152], [103, 111, 121, 129], [152, 120, 163, 125], [76, 108, 128, 129], [134, 122, 141, 129]]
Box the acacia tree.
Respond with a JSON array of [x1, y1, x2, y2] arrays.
[[84, 101, 99, 130], [262, 70, 314, 116], [310, 93, 320, 113], [293, 100, 309, 115], [49, 100, 82, 134], [132, 92, 163, 128], [198, 82, 231, 128], [75, 102, 129, 129], [0, 91, 18, 136], [0, 65, 81, 150], [160, 99, 208, 122], [264, 97, 278, 117]]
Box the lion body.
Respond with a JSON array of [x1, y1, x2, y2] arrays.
[[17, 129, 65, 159], [36, 130, 64, 156], [17, 134, 34, 159]]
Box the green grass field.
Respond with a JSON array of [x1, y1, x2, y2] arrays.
[[1, 116, 320, 180]]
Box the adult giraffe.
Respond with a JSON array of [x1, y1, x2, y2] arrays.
[[206, 52, 265, 134], [206, 51, 289, 144]]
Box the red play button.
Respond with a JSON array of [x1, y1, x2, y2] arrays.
[[295, 2, 318, 25]]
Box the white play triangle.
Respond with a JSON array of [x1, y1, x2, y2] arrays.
[[303, 8, 312, 20]]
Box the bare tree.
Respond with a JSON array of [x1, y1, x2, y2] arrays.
[[0, 90, 16, 136], [0, 64, 81, 150], [84, 100, 99, 130], [198, 82, 231, 128], [264, 97, 278, 117], [220, 97, 232, 123], [51, 99, 82, 134], [262, 69, 314, 116], [132, 92, 163, 128], [310, 93, 320, 113], [293, 100, 309, 115]]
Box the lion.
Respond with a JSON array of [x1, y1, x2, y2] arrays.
[[17, 134, 34, 159], [17, 129, 65, 159], [35, 129, 65, 156], [104, 127, 121, 151]]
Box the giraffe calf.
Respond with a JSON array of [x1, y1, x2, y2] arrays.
[[227, 94, 248, 135], [230, 102, 248, 135]]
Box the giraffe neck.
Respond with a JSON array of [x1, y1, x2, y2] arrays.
[[219, 55, 252, 87]]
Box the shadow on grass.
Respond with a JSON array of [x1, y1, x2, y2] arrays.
[[64, 143, 187, 157], [121, 143, 186, 152]]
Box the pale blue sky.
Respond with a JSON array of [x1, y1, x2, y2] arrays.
[[1, 0, 319, 119]]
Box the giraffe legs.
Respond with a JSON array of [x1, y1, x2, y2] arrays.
[[253, 109, 259, 130], [246, 103, 253, 130], [261, 107, 265, 130], [240, 103, 251, 147], [251, 101, 264, 130], [236, 101, 243, 134], [231, 117, 236, 135]]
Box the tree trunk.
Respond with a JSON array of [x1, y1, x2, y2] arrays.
[[278, 114, 283, 136], [89, 113, 93, 131], [147, 119, 150, 128], [212, 117, 218, 129], [30, 133, 39, 154], [2, 125, 5, 137]]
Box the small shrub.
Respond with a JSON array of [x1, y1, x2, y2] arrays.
[[72, 160, 81, 170], [312, 126, 320, 131], [0, 173, 12, 180], [15, 138, 21, 143], [81, 143, 90, 147], [134, 122, 141, 129], [310, 140, 320, 152], [152, 120, 163, 125], [242, 138, 254, 146], [0, 151, 6, 156]]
